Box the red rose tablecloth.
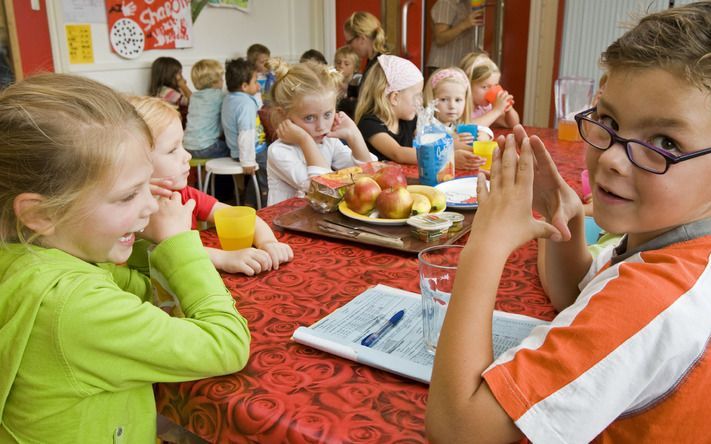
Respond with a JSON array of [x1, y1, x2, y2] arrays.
[[156, 127, 587, 443]]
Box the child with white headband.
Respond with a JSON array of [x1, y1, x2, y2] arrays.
[[423, 66, 493, 170], [355, 55, 424, 164]]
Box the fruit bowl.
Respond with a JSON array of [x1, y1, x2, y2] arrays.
[[338, 185, 446, 226]]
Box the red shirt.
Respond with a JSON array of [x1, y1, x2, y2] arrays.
[[179, 186, 218, 229]]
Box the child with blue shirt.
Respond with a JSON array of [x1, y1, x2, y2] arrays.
[[221, 58, 269, 205], [183, 59, 229, 158]]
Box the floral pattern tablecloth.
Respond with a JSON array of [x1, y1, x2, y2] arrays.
[[156, 127, 587, 443]]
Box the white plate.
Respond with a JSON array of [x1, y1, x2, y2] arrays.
[[435, 176, 487, 210]]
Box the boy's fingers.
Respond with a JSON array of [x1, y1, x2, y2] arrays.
[[500, 134, 518, 187], [476, 171, 489, 205]]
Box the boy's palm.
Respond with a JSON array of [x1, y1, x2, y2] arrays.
[[473, 135, 560, 252], [510, 126, 581, 240]]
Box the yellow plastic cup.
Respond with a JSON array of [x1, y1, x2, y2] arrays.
[[473, 140, 498, 171], [214, 206, 256, 251]]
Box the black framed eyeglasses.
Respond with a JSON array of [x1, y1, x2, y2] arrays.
[[345, 35, 359, 45], [574, 107, 711, 174]]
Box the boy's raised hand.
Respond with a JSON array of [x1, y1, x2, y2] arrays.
[[141, 192, 195, 244], [213, 247, 273, 276], [510, 125, 582, 241], [471, 134, 560, 253]]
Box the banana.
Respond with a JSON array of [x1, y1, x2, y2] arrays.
[[407, 185, 447, 212], [410, 193, 432, 215]]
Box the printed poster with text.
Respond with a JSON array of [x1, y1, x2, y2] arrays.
[[105, 0, 193, 55]]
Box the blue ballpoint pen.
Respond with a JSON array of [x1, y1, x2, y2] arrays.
[[360, 310, 405, 347]]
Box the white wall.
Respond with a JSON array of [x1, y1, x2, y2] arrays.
[[46, 0, 329, 95]]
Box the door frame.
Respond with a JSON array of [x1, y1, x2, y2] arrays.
[[2, 0, 22, 81]]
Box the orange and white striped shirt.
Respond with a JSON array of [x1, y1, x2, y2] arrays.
[[483, 222, 711, 443]]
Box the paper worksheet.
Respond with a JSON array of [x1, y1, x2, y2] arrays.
[[292, 284, 550, 384]]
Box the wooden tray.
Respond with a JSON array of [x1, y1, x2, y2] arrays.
[[273, 204, 475, 254]]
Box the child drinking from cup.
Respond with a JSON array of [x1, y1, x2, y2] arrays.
[[427, 3, 711, 441], [459, 53, 520, 128], [355, 54, 424, 164], [0, 74, 250, 443], [266, 59, 376, 205], [423, 66, 490, 170], [130, 96, 293, 275]]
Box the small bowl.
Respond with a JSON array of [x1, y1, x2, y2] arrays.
[[407, 214, 452, 242], [438, 212, 465, 233]]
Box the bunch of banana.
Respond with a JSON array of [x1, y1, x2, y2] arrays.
[[406, 185, 447, 215]]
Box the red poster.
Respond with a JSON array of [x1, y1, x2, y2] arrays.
[[105, 0, 193, 58]]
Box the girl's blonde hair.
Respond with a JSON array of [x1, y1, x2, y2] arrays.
[[267, 59, 343, 126], [0, 73, 152, 245], [191, 59, 224, 90], [354, 63, 396, 128], [459, 50, 498, 83], [465, 57, 500, 86], [344, 12, 388, 54], [127, 95, 181, 143], [423, 67, 473, 124]]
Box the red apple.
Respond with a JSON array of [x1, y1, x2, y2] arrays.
[[344, 177, 381, 214], [375, 187, 413, 219], [374, 165, 407, 190]]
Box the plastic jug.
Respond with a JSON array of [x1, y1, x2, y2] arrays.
[[554, 77, 594, 141]]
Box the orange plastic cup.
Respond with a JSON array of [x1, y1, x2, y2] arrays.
[[473, 140, 498, 171], [214, 206, 256, 251], [484, 84, 504, 104]]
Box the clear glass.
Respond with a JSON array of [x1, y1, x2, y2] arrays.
[[418, 245, 463, 354]]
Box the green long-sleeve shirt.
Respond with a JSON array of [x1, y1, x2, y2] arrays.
[[0, 231, 250, 443]]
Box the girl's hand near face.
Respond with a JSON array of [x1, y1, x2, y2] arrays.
[[149, 178, 175, 199], [327, 111, 359, 141], [141, 192, 195, 244], [277, 118, 311, 146], [493, 90, 513, 114]]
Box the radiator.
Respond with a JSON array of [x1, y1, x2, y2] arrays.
[[557, 0, 672, 84]]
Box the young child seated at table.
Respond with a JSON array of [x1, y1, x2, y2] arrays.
[[266, 59, 375, 205], [131, 96, 293, 275], [423, 66, 487, 170], [459, 52, 519, 128], [355, 54, 423, 164], [0, 74, 250, 443], [183, 59, 229, 159], [427, 3, 711, 442]]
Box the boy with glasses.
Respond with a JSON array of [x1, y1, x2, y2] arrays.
[[427, 2, 711, 442]]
